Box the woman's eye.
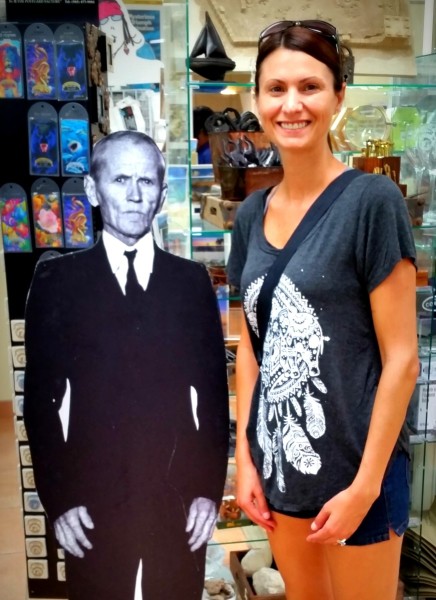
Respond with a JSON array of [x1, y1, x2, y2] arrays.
[[304, 83, 320, 91]]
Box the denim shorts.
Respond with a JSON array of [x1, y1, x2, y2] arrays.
[[268, 451, 410, 546]]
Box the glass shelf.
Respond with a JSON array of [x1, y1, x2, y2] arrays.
[[414, 225, 436, 231], [408, 515, 422, 529], [209, 524, 267, 547], [219, 302, 243, 342], [191, 225, 233, 236], [410, 433, 436, 444], [189, 80, 254, 90], [188, 80, 436, 91], [347, 84, 436, 90]]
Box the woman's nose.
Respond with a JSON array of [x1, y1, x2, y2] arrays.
[[283, 89, 303, 111]]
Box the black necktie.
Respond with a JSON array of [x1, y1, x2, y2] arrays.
[[124, 250, 143, 298]]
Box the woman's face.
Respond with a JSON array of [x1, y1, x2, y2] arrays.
[[256, 48, 344, 154]]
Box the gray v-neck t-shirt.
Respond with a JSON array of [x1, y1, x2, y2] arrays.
[[227, 172, 416, 512]]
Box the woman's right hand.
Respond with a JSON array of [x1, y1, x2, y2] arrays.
[[236, 457, 276, 532]]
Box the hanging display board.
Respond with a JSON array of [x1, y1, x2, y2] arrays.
[[0, 20, 103, 598], [6, 0, 98, 25]]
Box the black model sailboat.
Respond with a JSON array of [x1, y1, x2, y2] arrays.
[[189, 11, 236, 81]]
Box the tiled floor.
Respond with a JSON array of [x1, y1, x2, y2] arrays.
[[0, 401, 27, 600]]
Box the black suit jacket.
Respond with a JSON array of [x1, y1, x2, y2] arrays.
[[24, 238, 229, 524]]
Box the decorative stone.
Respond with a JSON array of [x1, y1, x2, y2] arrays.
[[15, 419, 28, 441], [22, 468, 35, 489], [14, 370, 25, 392], [27, 559, 49, 579], [252, 567, 285, 596], [241, 547, 273, 576], [11, 345, 26, 368], [24, 515, 46, 536], [20, 445, 33, 466], [25, 537, 47, 558], [10, 319, 25, 342], [14, 394, 24, 417], [57, 561, 66, 581], [23, 491, 43, 512], [204, 578, 235, 599]]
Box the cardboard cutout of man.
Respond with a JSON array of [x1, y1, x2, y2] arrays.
[[23, 131, 229, 600]]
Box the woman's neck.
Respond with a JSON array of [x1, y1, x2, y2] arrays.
[[277, 149, 346, 205]]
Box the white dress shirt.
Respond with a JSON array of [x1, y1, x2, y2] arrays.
[[102, 230, 155, 295]]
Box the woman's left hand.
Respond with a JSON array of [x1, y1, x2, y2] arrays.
[[306, 486, 378, 545]]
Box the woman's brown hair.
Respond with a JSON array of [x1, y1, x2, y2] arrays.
[[255, 25, 345, 95]]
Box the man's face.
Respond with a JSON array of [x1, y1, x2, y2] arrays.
[[86, 141, 167, 246]]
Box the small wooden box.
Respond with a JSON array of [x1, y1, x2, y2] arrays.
[[200, 195, 240, 230], [352, 156, 401, 184], [352, 156, 409, 198], [230, 551, 286, 600], [218, 166, 283, 201]]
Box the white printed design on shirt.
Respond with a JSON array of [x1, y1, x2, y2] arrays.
[[245, 275, 329, 492], [244, 275, 265, 337]]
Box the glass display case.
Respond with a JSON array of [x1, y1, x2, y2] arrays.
[[160, 0, 191, 258], [164, 6, 436, 594], [404, 223, 436, 598]]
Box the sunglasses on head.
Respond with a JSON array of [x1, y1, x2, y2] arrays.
[[258, 20, 339, 52]]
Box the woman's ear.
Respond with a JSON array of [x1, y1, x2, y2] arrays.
[[335, 82, 346, 114]]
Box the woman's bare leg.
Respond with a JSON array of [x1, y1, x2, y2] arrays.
[[325, 530, 403, 600], [267, 511, 334, 600]]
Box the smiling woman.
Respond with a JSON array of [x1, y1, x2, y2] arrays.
[[227, 18, 418, 600]]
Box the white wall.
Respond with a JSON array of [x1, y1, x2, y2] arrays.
[[0, 0, 431, 65], [0, 247, 12, 402], [189, 0, 430, 75], [0, 1, 12, 401], [0, 2, 13, 402], [0, 0, 13, 401], [410, 0, 426, 56]]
